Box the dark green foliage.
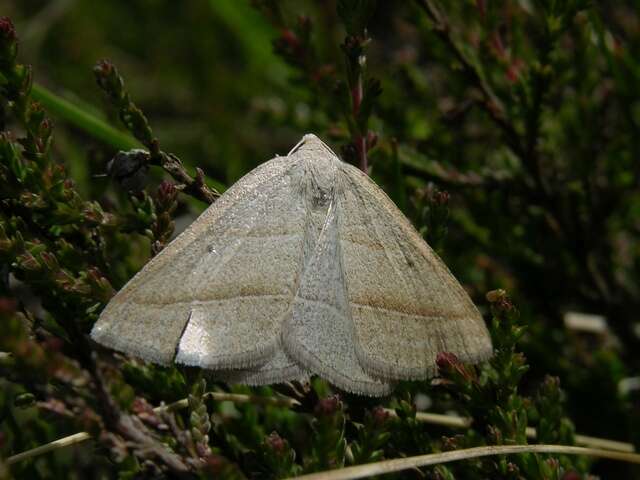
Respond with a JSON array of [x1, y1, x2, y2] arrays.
[[0, 1, 639, 478], [433, 291, 577, 479], [349, 406, 390, 464], [259, 431, 301, 478]]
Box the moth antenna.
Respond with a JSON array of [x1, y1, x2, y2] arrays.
[[287, 136, 308, 156]]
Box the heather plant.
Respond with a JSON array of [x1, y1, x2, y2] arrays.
[[1, 1, 639, 478]]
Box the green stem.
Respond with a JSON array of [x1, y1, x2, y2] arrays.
[[31, 83, 141, 151]]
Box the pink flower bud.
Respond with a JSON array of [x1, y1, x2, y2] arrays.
[[315, 394, 341, 416], [266, 431, 287, 454], [0, 17, 16, 42]]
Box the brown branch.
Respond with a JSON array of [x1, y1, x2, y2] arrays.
[[402, 161, 513, 191], [90, 358, 192, 476], [113, 414, 191, 475], [399, 145, 517, 191], [351, 72, 368, 173], [415, 0, 525, 159], [157, 153, 219, 205]]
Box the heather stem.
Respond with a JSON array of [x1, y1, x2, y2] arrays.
[[353, 74, 368, 172]]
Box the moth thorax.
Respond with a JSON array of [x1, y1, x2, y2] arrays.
[[307, 163, 337, 209]]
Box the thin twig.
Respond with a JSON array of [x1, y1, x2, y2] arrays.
[[352, 75, 368, 172], [384, 410, 635, 453], [159, 154, 219, 205], [399, 152, 513, 190], [161, 391, 301, 412], [6, 432, 91, 466], [286, 444, 640, 480], [114, 414, 191, 474]]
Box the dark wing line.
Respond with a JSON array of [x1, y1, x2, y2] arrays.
[[344, 173, 417, 305], [172, 158, 307, 369], [114, 155, 299, 304], [340, 162, 477, 313], [339, 163, 492, 371]]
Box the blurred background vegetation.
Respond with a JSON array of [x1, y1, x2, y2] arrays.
[[1, 0, 639, 478]]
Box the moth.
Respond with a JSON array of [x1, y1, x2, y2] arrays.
[[92, 134, 492, 396]]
